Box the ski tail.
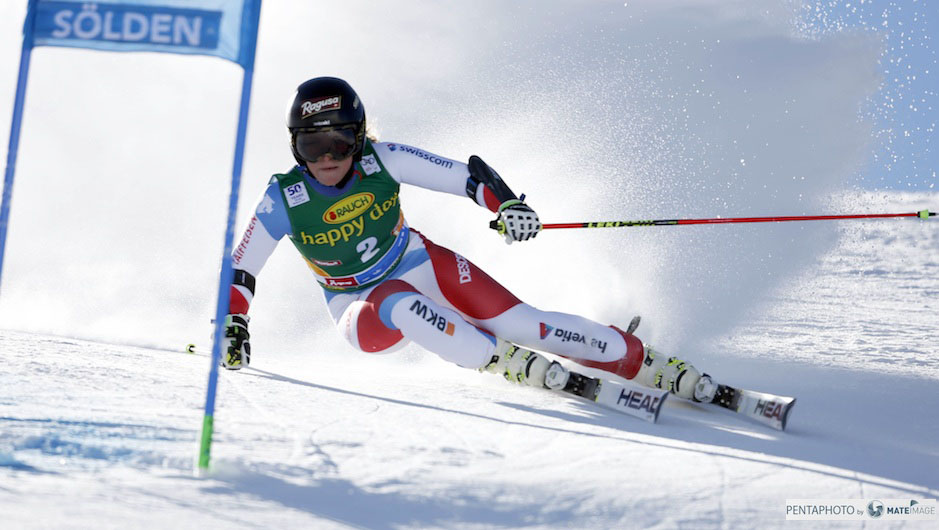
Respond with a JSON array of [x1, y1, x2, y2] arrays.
[[711, 384, 796, 431]]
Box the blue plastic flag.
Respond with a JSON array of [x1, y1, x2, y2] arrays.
[[28, 0, 259, 68]]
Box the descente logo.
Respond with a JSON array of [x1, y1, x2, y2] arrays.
[[301, 96, 341, 118], [323, 192, 375, 224], [454, 254, 472, 284]]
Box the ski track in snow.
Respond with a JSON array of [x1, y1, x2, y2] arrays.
[[716, 192, 939, 380], [1, 194, 938, 528]]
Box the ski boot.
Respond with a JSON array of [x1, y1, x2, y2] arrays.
[[484, 340, 570, 390], [635, 345, 717, 403]]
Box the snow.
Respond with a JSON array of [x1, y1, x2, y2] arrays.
[[719, 192, 939, 380], [1, 0, 938, 527], [1, 198, 937, 527]]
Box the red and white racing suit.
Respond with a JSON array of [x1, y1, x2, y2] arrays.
[[229, 142, 644, 380]]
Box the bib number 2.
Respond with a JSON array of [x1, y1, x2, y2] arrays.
[[356, 237, 379, 263]]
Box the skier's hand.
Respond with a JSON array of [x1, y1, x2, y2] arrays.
[[495, 199, 541, 244], [222, 314, 250, 370]]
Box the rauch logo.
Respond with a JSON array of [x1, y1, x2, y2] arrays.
[[323, 192, 375, 224]]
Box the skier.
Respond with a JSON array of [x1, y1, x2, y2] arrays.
[[223, 76, 717, 404]]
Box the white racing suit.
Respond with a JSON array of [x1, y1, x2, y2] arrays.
[[229, 140, 646, 382]]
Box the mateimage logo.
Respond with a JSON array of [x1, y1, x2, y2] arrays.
[[867, 500, 884, 518]]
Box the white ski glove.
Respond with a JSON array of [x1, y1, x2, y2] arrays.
[[222, 314, 250, 370], [495, 198, 542, 244]]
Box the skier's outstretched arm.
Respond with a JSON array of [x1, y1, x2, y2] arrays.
[[371, 142, 541, 243], [222, 182, 289, 369]]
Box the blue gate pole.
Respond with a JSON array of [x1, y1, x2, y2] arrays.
[[197, 0, 261, 474], [0, 0, 38, 296], [197, 64, 255, 474]]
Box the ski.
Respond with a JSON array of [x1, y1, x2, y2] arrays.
[[558, 371, 668, 423], [709, 383, 796, 431], [558, 370, 794, 429]]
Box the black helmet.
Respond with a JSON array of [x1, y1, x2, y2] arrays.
[[287, 77, 366, 165]]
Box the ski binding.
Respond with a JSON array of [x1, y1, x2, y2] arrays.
[[559, 371, 668, 423]]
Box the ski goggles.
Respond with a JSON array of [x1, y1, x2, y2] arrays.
[[293, 127, 358, 162]]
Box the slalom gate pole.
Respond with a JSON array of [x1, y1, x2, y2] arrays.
[[196, 31, 259, 476], [0, 1, 38, 296], [490, 210, 934, 231]]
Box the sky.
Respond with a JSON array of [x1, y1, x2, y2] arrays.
[[796, 0, 937, 189], [0, 0, 934, 358]]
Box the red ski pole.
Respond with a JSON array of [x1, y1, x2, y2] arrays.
[[491, 209, 934, 231]]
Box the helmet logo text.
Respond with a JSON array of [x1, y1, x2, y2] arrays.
[[301, 96, 341, 119]]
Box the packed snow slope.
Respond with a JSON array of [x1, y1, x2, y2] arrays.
[[1, 0, 938, 527], [1, 190, 937, 529]]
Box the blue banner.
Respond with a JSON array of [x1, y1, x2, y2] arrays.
[[28, 0, 259, 68]]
